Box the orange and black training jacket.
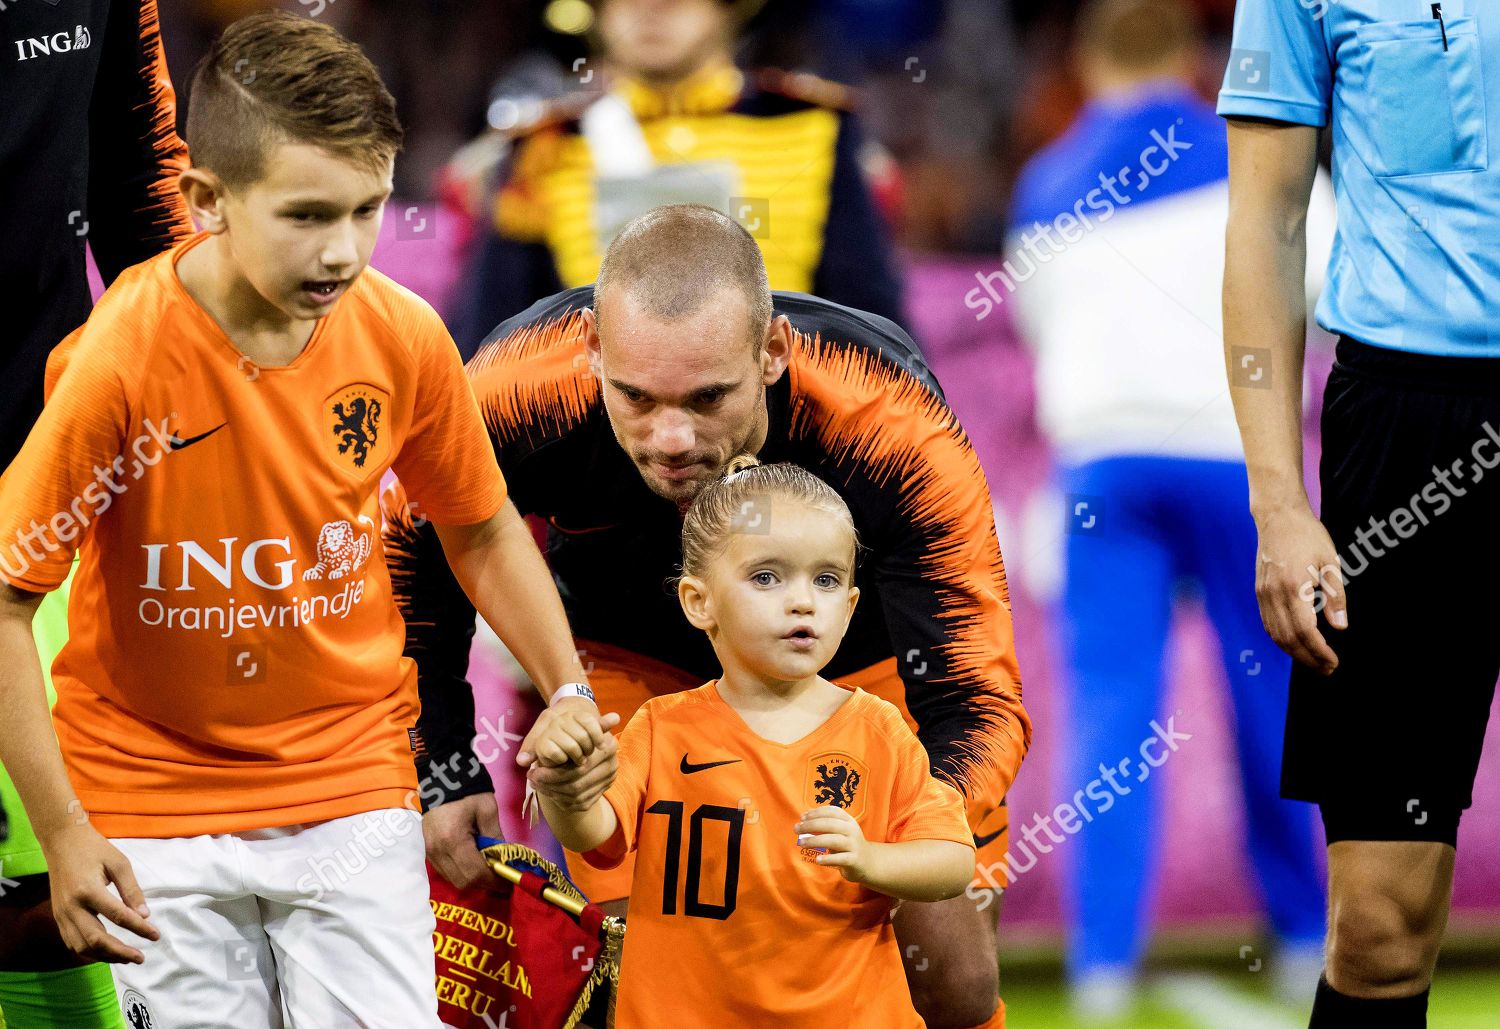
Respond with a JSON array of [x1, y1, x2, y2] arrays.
[[388, 286, 1031, 815]]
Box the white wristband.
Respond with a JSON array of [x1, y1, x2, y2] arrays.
[[550, 682, 596, 706]]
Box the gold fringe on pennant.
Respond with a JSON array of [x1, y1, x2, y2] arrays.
[[562, 915, 625, 1029]]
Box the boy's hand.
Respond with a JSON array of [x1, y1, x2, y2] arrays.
[[797, 806, 875, 882], [44, 824, 158, 964], [517, 698, 620, 769]]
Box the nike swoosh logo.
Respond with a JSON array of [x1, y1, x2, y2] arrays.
[[547, 516, 621, 536], [680, 755, 742, 775], [168, 423, 227, 451], [974, 826, 1007, 849]]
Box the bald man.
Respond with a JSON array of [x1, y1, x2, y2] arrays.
[[392, 204, 1029, 1029]]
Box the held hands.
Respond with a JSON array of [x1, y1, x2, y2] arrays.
[[44, 823, 159, 964], [517, 696, 621, 812], [797, 806, 876, 883], [1253, 504, 1347, 675]]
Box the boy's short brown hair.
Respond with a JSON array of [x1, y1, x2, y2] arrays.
[[186, 12, 403, 190]]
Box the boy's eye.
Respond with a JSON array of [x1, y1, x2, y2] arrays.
[[815, 573, 840, 589], [751, 571, 777, 586]]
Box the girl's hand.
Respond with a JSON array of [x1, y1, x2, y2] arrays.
[[796, 806, 876, 883]]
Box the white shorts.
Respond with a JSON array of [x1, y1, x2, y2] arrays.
[[108, 808, 439, 1028]]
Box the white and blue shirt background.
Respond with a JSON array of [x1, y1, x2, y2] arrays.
[[1007, 81, 1335, 465], [1220, 0, 1499, 356]]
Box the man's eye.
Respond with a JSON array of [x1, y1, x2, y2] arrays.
[[356, 206, 379, 218], [289, 212, 322, 223], [697, 390, 725, 405]]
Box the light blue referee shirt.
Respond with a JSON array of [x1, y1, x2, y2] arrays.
[[1219, 1, 1500, 356]]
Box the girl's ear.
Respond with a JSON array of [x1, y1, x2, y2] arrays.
[[843, 585, 861, 631], [678, 573, 716, 631]]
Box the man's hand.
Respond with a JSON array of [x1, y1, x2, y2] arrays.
[[516, 696, 619, 768], [424, 793, 504, 889], [44, 824, 158, 964], [1254, 502, 1346, 674], [526, 732, 619, 813], [797, 806, 874, 883]]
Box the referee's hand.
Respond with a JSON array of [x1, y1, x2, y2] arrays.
[[1254, 504, 1346, 675]]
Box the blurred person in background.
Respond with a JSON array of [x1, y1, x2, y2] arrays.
[[1005, 1, 1334, 1021], [447, 0, 905, 354], [0, 2, 193, 1027]]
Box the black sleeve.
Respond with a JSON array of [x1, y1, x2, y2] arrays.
[[451, 228, 565, 361], [811, 112, 907, 330], [384, 489, 494, 809], [86, 0, 193, 284]]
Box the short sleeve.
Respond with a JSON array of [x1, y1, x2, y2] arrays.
[[1217, 0, 1332, 128], [888, 722, 975, 849], [583, 703, 654, 869], [391, 315, 507, 526], [0, 330, 131, 593]]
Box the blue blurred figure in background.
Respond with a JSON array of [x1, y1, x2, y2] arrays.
[[1006, 0, 1335, 1021]]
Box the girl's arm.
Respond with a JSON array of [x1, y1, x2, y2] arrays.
[[797, 806, 974, 902], [538, 790, 619, 856]]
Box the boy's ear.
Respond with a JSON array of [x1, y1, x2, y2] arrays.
[[179, 168, 228, 234], [677, 574, 716, 632]]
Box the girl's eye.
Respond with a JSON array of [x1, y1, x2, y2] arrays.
[[751, 571, 777, 586], [815, 573, 840, 589]]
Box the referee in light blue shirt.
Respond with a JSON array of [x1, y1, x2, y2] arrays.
[[1220, 3, 1500, 1026]]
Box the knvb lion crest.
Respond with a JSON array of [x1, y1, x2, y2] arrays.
[[121, 990, 155, 1029], [806, 752, 867, 820], [325, 383, 389, 476]]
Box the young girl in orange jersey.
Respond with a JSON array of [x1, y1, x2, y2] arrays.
[[532, 457, 975, 1026]]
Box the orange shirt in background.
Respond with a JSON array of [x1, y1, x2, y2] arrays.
[[585, 683, 974, 1027], [0, 232, 506, 838]]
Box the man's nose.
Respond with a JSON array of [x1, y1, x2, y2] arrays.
[[649, 408, 695, 458]]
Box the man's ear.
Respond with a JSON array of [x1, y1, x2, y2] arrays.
[[678, 574, 716, 632], [760, 314, 793, 385], [581, 307, 604, 380], [179, 168, 228, 234]]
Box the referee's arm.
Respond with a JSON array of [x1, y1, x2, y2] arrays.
[[1223, 118, 1344, 673]]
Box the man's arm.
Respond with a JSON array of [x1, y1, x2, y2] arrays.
[[0, 585, 156, 962], [87, 0, 194, 282], [1223, 118, 1344, 672]]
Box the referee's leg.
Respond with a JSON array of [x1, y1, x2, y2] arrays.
[[1287, 340, 1500, 1026]]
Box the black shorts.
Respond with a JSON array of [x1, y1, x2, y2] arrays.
[[1284, 337, 1500, 847]]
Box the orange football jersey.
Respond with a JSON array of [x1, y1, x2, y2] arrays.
[[0, 232, 506, 837], [585, 682, 973, 1027]]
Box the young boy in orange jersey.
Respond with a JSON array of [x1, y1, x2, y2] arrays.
[[0, 13, 605, 1026], [531, 457, 975, 1027]]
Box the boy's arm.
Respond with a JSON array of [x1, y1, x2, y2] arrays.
[[0, 584, 157, 962], [1223, 118, 1344, 674]]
